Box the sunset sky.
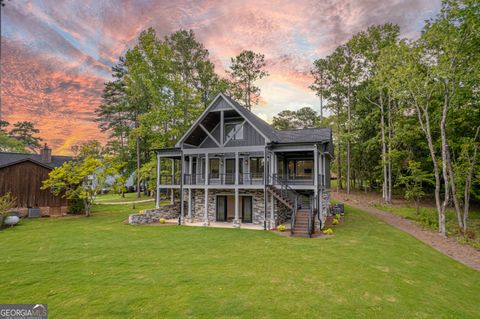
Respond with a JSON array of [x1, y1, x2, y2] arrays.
[[1, 0, 441, 155]]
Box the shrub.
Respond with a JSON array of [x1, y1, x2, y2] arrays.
[[0, 193, 16, 226], [68, 196, 85, 214], [159, 218, 166, 224], [332, 218, 339, 225], [277, 224, 286, 232], [322, 228, 334, 235], [335, 214, 341, 219]]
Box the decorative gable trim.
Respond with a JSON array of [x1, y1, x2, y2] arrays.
[[175, 93, 271, 148]]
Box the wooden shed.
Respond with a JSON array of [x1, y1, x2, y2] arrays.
[[0, 145, 72, 217]]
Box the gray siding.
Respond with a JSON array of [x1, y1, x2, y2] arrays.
[[325, 156, 331, 189], [211, 99, 233, 112], [225, 122, 265, 147], [199, 123, 221, 148]]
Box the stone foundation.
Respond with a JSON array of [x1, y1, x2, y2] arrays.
[[186, 189, 266, 225], [128, 203, 181, 225], [13, 206, 69, 217]]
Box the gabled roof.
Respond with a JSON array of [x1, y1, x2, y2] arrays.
[[0, 152, 73, 170], [224, 95, 332, 145], [274, 127, 332, 144], [223, 95, 278, 141], [175, 93, 333, 149]]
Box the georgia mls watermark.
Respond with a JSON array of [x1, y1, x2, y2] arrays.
[[0, 304, 48, 319]]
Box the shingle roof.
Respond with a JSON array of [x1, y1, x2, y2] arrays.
[[0, 152, 73, 169], [224, 95, 333, 146], [224, 95, 278, 141]]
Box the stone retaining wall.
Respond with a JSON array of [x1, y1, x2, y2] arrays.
[[128, 204, 180, 225]]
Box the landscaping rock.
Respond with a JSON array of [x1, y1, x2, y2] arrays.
[[128, 204, 180, 225]]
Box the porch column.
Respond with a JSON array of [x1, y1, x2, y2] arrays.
[[188, 156, 193, 179], [188, 188, 192, 221], [205, 153, 209, 185], [180, 153, 185, 225], [203, 188, 209, 226], [156, 154, 161, 209], [235, 152, 239, 185], [234, 188, 240, 228], [233, 151, 240, 228], [263, 148, 268, 230], [170, 159, 175, 204]]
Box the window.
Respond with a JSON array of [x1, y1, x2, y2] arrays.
[[209, 158, 220, 178], [250, 157, 264, 178], [224, 122, 244, 141], [201, 158, 220, 179], [288, 160, 313, 178]]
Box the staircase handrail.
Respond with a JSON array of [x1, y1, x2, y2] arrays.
[[308, 195, 316, 237], [270, 174, 300, 235], [290, 195, 298, 234]]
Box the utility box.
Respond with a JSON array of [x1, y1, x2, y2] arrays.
[[28, 207, 41, 218]]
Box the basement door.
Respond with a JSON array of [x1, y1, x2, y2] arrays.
[[216, 195, 227, 222], [242, 196, 253, 223]]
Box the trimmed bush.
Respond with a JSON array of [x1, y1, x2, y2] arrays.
[[159, 218, 166, 224], [277, 225, 286, 232], [322, 228, 334, 235]]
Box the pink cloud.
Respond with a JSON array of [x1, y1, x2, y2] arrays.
[[1, 0, 442, 153]]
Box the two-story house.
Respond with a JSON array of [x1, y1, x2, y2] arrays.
[[155, 94, 333, 237]]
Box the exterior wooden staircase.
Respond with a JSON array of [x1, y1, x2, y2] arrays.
[[291, 209, 314, 237], [267, 185, 294, 209], [267, 176, 315, 237]]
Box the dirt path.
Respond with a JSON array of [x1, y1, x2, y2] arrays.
[[331, 191, 480, 272], [96, 199, 155, 205]]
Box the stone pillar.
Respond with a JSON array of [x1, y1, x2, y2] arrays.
[[156, 154, 161, 209], [233, 188, 240, 228], [188, 188, 192, 222], [203, 188, 209, 226], [270, 193, 275, 229]]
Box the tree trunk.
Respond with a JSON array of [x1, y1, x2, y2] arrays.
[[412, 91, 443, 235], [387, 96, 393, 204], [336, 100, 342, 192], [379, 92, 388, 203], [439, 88, 450, 236], [347, 79, 351, 195], [461, 127, 479, 233], [136, 136, 141, 198], [83, 198, 91, 217]]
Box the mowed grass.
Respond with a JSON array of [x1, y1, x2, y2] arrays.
[[1, 203, 480, 318], [95, 192, 154, 203]]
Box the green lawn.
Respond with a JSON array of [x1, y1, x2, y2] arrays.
[[1, 203, 480, 318], [376, 204, 480, 249], [95, 192, 154, 203]]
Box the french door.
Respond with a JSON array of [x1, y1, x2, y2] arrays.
[[242, 196, 253, 223], [225, 158, 243, 184], [216, 195, 227, 222]]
